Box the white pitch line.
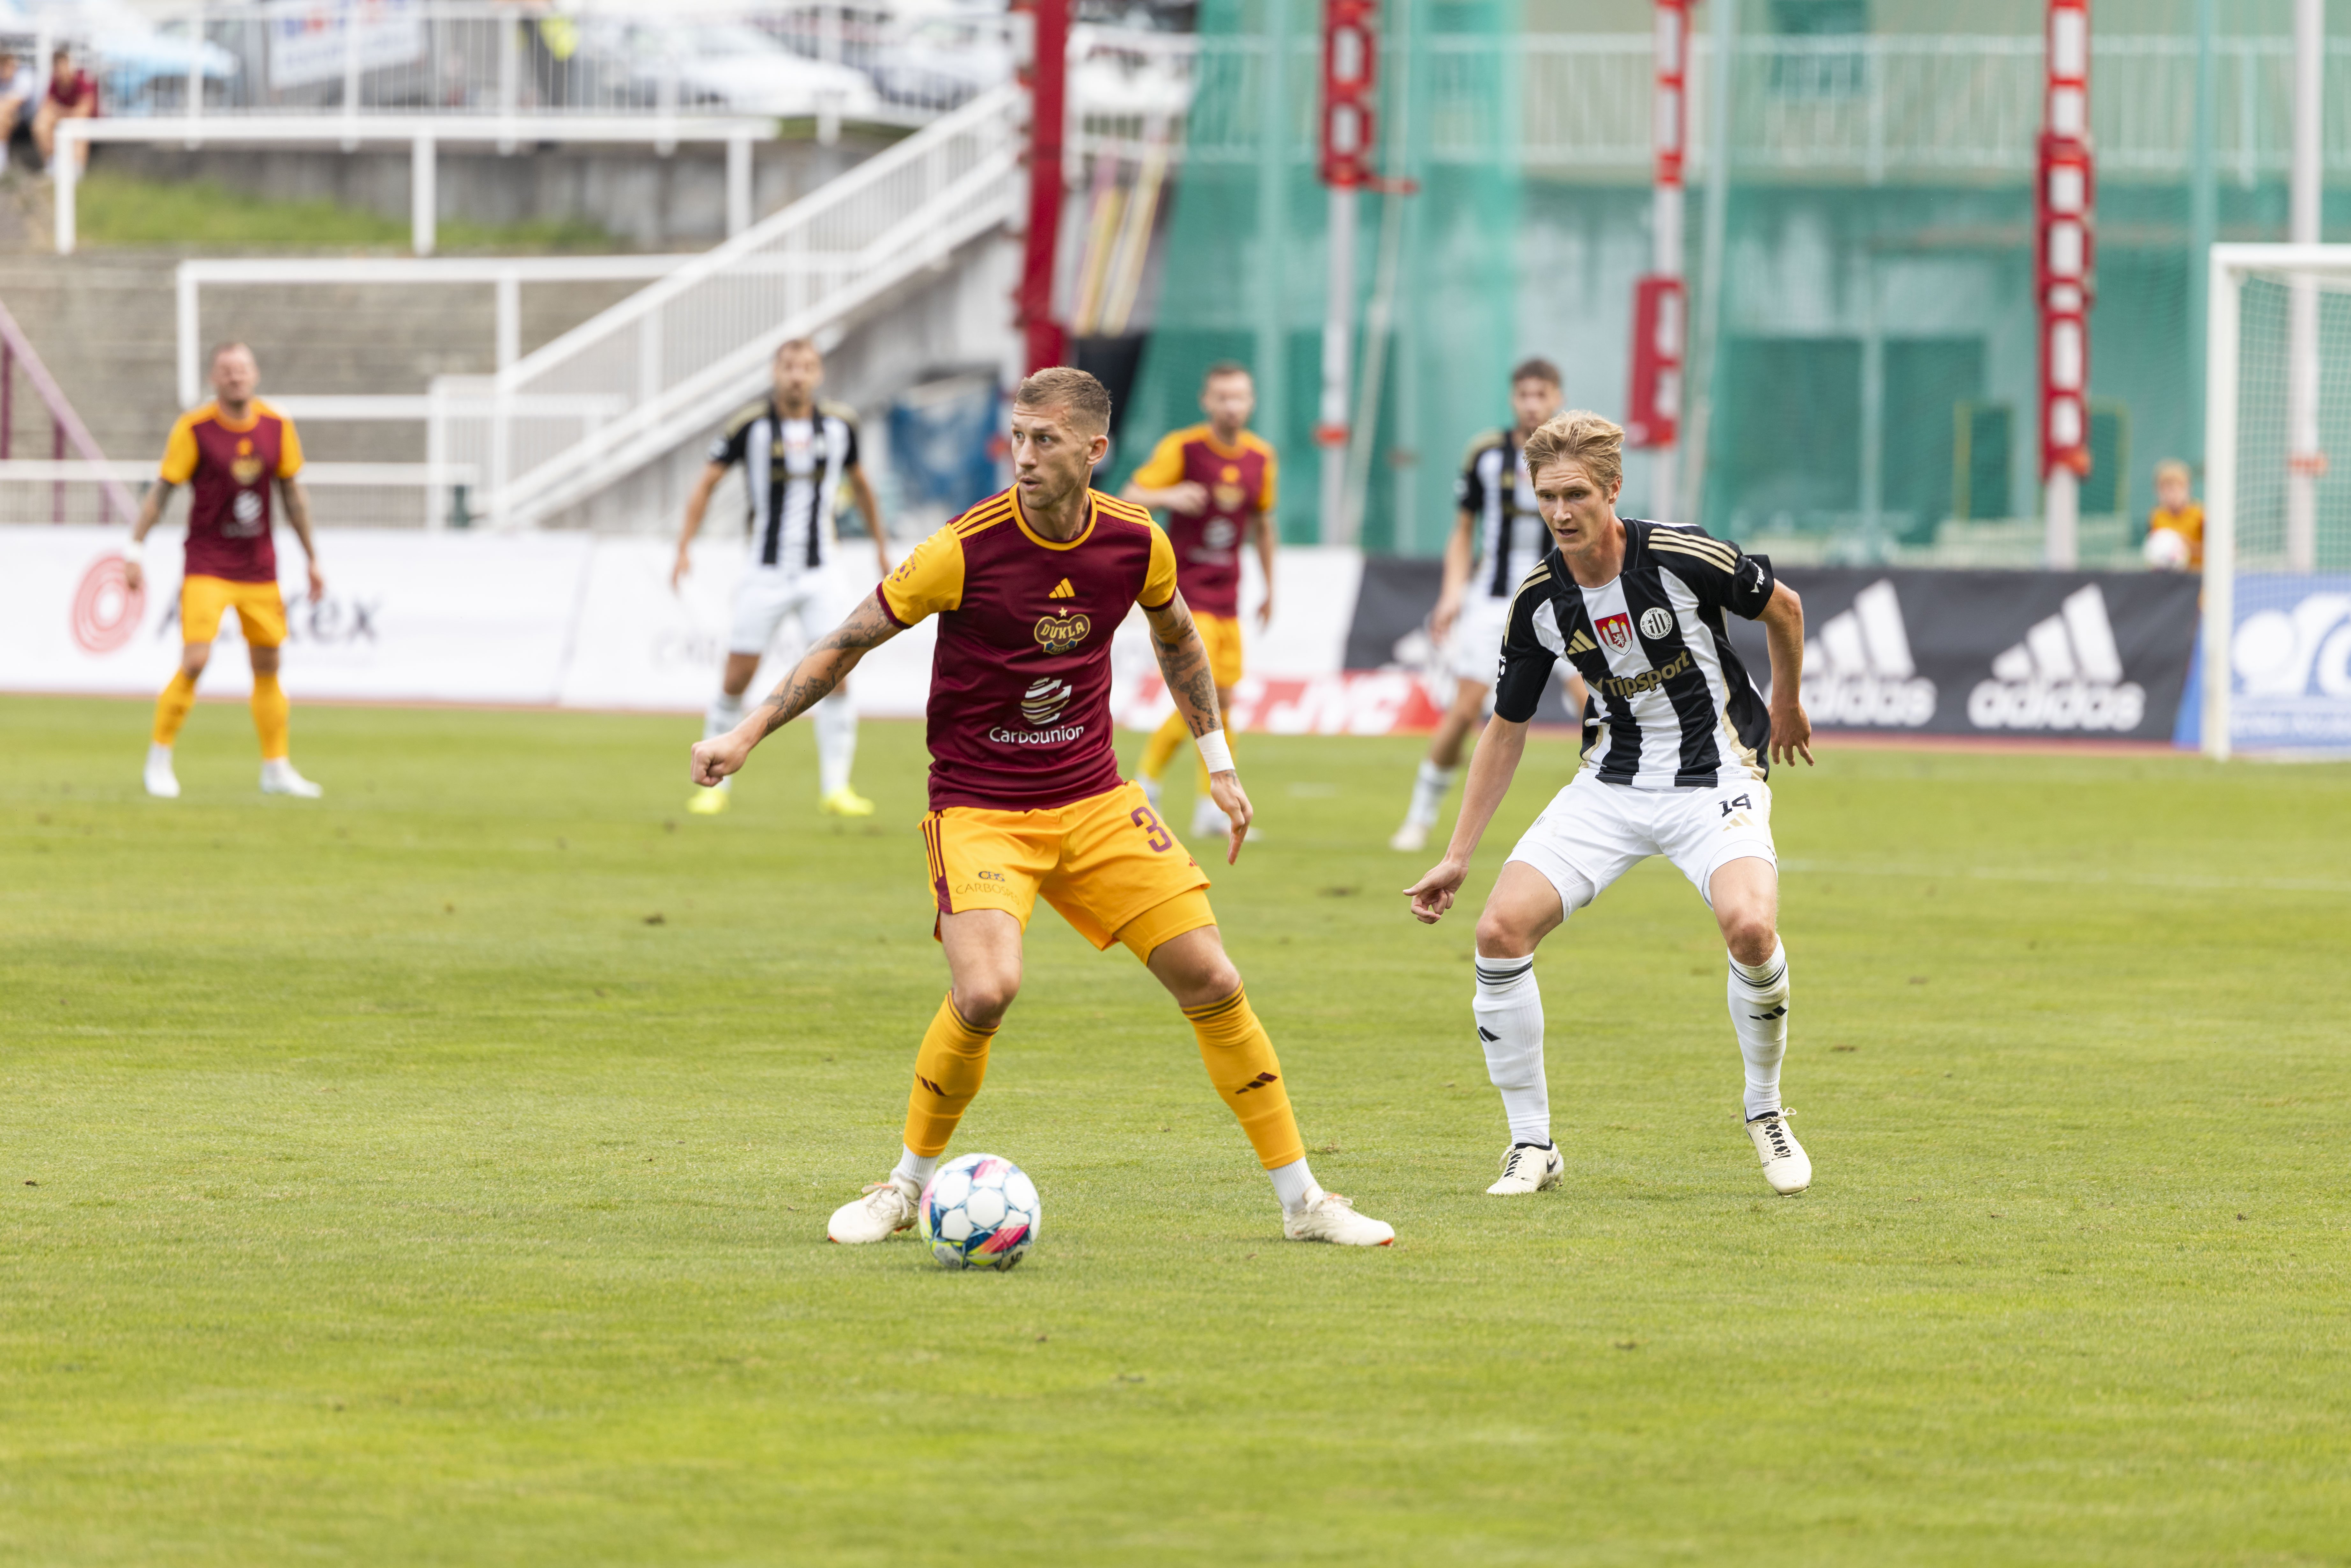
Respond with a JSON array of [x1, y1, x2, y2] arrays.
[[1778, 859, 2351, 896]]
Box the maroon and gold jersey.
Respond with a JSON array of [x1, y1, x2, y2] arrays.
[[1127, 424, 1276, 618], [158, 400, 304, 584], [878, 487, 1177, 812]]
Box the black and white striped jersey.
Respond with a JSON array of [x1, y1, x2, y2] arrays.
[[1455, 428, 1545, 604], [709, 399, 860, 573], [1494, 518, 1778, 788]]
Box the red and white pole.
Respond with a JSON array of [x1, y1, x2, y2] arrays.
[[1318, 0, 1376, 544], [1014, 0, 1070, 375], [2039, 0, 2094, 567], [1625, 0, 1687, 517]]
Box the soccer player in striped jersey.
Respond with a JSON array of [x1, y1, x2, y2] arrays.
[[125, 342, 325, 800], [672, 338, 888, 818], [1122, 361, 1278, 841], [1403, 411, 1818, 1199], [1390, 358, 1587, 852], [691, 368, 1393, 1249]]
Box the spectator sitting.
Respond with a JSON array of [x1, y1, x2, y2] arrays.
[[0, 50, 36, 165], [2143, 457, 2204, 571], [34, 46, 97, 176]]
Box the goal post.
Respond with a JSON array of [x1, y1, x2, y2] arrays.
[[2201, 243, 2351, 760]]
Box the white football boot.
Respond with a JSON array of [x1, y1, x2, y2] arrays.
[[1485, 1140, 1564, 1195], [1388, 818, 1432, 853], [1139, 775, 1165, 813], [260, 758, 323, 798], [1746, 1109, 1812, 1195], [827, 1172, 920, 1244], [143, 744, 180, 799], [1190, 794, 1227, 840], [1282, 1191, 1395, 1246]]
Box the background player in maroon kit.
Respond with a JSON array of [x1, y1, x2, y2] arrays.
[[124, 342, 325, 800], [1122, 361, 1277, 839], [690, 367, 1393, 1249]]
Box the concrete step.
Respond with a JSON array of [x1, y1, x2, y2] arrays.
[[0, 253, 645, 468]]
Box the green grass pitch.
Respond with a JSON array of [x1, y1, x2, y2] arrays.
[[3, 694, 2347, 1565]]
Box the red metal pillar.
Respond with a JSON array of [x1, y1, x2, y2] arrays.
[[1625, 0, 1687, 514], [1015, 0, 1070, 374], [2039, 0, 2094, 566], [1316, 0, 1378, 542]]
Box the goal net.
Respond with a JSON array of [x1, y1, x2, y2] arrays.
[[2202, 244, 2351, 758]]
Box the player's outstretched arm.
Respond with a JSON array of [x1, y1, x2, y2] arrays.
[[121, 480, 174, 592], [1758, 581, 1814, 767], [279, 477, 325, 600], [847, 464, 890, 575], [1403, 713, 1529, 924], [1431, 508, 1476, 644], [1143, 590, 1251, 866], [689, 594, 900, 787], [671, 461, 729, 591]]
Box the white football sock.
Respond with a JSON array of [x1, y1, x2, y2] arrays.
[[1473, 954, 1550, 1147], [1405, 759, 1457, 827], [891, 1146, 938, 1190], [813, 690, 858, 796], [1728, 940, 1790, 1119], [703, 689, 746, 742], [1269, 1156, 1322, 1213]]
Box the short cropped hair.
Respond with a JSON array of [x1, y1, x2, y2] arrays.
[[775, 337, 821, 363], [2154, 458, 2192, 485], [210, 340, 253, 368], [1522, 409, 1625, 495], [1014, 366, 1112, 435], [1512, 357, 1562, 388], [1202, 360, 1252, 389]]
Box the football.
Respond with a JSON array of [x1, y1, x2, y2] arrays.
[[919, 1153, 1040, 1271]]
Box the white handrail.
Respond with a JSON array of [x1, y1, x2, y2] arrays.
[[445, 84, 1020, 528]]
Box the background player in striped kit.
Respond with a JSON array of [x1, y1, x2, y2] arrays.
[[1122, 361, 1278, 841], [672, 338, 888, 818], [689, 367, 1393, 1249], [1390, 359, 1587, 852], [1404, 411, 1817, 1199]]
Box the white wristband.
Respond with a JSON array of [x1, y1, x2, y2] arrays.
[[1195, 728, 1234, 776], [123, 532, 145, 567]]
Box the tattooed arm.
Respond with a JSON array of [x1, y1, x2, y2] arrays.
[[1142, 588, 1255, 864], [689, 593, 901, 787]]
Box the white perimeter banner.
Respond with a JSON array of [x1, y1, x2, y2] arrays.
[[1, 528, 1366, 724]]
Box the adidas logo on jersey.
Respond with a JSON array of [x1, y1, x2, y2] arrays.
[[1801, 579, 1937, 728], [1047, 578, 1076, 599], [1967, 584, 2147, 732]]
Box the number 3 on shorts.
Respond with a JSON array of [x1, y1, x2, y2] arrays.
[[1130, 805, 1174, 854]]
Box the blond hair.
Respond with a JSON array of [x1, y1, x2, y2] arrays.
[[2154, 458, 2192, 486], [1014, 366, 1113, 435], [1521, 409, 1625, 494]]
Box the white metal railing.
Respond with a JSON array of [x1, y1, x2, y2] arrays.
[[174, 254, 702, 408], [432, 84, 1020, 530], [0, 459, 462, 529]]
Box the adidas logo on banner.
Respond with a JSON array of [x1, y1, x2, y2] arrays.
[[1967, 584, 2147, 732], [1801, 580, 1936, 727]]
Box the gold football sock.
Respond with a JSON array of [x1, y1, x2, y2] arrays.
[[1183, 985, 1305, 1170], [250, 673, 290, 761], [1139, 707, 1188, 784], [152, 670, 197, 746], [902, 993, 998, 1159]]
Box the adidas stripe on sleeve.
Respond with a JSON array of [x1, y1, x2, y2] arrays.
[[1492, 561, 1567, 724]]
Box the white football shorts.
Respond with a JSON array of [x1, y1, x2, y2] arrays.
[[1506, 770, 1777, 914], [728, 566, 859, 658], [1447, 593, 1513, 684]]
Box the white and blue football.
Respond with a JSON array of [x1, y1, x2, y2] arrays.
[[919, 1152, 1040, 1271]]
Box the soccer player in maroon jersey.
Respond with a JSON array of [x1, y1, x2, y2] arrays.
[[124, 342, 325, 800], [1121, 361, 1277, 839], [691, 367, 1394, 1248]]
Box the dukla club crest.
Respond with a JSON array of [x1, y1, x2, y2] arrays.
[[1033, 610, 1091, 654]]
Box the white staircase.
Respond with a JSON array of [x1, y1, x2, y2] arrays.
[[430, 86, 1020, 530]]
